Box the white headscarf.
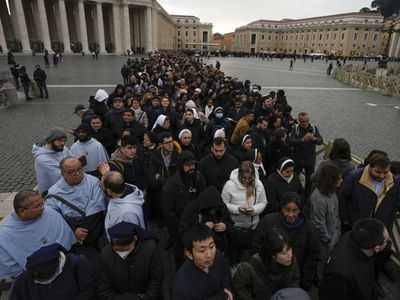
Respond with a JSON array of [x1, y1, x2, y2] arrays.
[[151, 115, 167, 131], [213, 128, 225, 139], [179, 129, 192, 139]]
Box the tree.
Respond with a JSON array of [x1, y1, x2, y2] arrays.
[[371, 0, 398, 18], [359, 7, 372, 12]]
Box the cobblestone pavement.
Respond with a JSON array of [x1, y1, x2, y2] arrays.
[[0, 55, 399, 193], [1, 54, 400, 299]]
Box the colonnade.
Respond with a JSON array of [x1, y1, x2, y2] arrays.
[[0, 0, 158, 54]]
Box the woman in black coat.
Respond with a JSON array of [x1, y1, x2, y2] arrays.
[[252, 192, 320, 290], [265, 157, 304, 213], [263, 128, 292, 175]]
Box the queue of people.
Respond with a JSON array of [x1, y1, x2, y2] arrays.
[[0, 51, 399, 300]]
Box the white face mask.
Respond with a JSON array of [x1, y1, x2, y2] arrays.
[[116, 248, 134, 259]]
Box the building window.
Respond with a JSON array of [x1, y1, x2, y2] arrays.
[[353, 33, 358, 41], [364, 33, 368, 41], [334, 33, 337, 40], [262, 35, 264, 40], [269, 35, 271, 40], [326, 34, 329, 40], [251, 34, 256, 44], [185, 31, 188, 37], [341, 33, 345, 40], [193, 31, 196, 36], [319, 34, 322, 40], [373, 33, 378, 41], [178, 31, 180, 37]]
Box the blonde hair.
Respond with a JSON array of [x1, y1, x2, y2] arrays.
[[238, 161, 256, 199]]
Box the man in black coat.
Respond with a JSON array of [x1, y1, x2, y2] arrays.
[[319, 218, 390, 300], [33, 64, 48, 98], [198, 137, 238, 192], [97, 221, 163, 300], [89, 116, 115, 157], [11, 243, 96, 300], [170, 224, 232, 300], [289, 112, 323, 199], [177, 186, 233, 267], [113, 108, 148, 142], [162, 151, 206, 250]]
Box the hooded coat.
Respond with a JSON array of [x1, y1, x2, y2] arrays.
[[32, 144, 71, 193], [162, 152, 206, 239], [179, 186, 233, 254]]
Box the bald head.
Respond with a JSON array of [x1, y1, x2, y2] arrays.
[[60, 157, 84, 186], [103, 171, 125, 194]]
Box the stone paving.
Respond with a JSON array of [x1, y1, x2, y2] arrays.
[[0, 53, 400, 299]]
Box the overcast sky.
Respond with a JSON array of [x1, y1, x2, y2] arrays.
[[157, 0, 376, 34]]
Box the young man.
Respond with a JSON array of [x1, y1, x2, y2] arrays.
[[97, 221, 163, 299], [170, 224, 232, 300]]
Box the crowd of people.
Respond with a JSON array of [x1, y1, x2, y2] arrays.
[[1, 51, 400, 300]]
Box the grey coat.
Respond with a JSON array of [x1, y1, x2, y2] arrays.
[[310, 188, 341, 250]]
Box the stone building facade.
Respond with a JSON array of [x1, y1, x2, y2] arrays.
[[0, 0, 178, 54], [387, 15, 400, 59], [233, 12, 387, 57], [171, 14, 212, 51]]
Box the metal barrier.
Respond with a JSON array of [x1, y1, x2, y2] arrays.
[[333, 67, 400, 96]]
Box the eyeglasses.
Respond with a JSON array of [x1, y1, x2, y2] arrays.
[[63, 166, 83, 175], [163, 139, 174, 145]]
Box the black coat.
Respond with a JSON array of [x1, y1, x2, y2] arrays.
[[104, 109, 124, 131], [170, 250, 231, 300], [97, 233, 163, 300], [148, 148, 179, 191], [252, 213, 320, 289], [198, 153, 239, 192], [179, 186, 233, 254], [180, 119, 205, 149], [265, 171, 304, 212], [319, 232, 377, 300], [11, 254, 96, 300], [162, 152, 206, 239], [263, 141, 292, 175], [90, 127, 115, 157], [289, 124, 323, 166], [113, 120, 147, 142]]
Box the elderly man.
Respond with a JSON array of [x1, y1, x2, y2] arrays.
[[0, 190, 76, 280], [45, 157, 106, 248], [32, 127, 71, 195]]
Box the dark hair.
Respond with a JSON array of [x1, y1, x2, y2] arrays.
[[276, 89, 285, 98], [280, 191, 302, 210], [298, 112, 308, 118], [259, 228, 291, 263], [390, 161, 400, 176], [329, 138, 351, 160], [90, 115, 102, 122], [269, 128, 286, 145], [211, 137, 227, 147], [256, 116, 268, 125], [363, 150, 387, 165], [157, 131, 172, 143], [369, 153, 390, 169], [14, 190, 39, 213], [351, 218, 385, 249], [121, 135, 138, 147], [183, 224, 215, 251], [103, 171, 125, 194], [245, 110, 254, 116], [316, 164, 341, 196]]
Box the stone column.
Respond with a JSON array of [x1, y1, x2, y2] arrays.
[[36, 0, 51, 51], [58, 0, 71, 53], [394, 34, 400, 58], [78, 0, 89, 53], [96, 2, 106, 53], [112, 4, 122, 54], [388, 32, 398, 57], [14, 0, 31, 52], [145, 6, 153, 53], [152, 7, 157, 50], [133, 10, 140, 50], [123, 4, 131, 52], [0, 15, 6, 52]]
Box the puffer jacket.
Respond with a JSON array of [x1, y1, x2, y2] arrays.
[[221, 168, 268, 229]]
